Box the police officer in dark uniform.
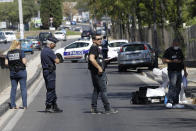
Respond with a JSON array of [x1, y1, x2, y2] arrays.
[[5, 40, 27, 109], [101, 36, 108, 59], [41, 37, 63, 113]]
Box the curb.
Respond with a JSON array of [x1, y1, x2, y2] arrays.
[[0, 66, 42, 117]]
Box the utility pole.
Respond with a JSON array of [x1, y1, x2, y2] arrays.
[[153, 0, 158, 68], [18, 0, 24, 39]]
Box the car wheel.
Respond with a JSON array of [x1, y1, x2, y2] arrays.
[[31, 51, 34, 54], [85, 54, 89, 63], [56, 54, 63, 63]]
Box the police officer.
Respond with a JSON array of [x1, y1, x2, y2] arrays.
[[101, 36, 108, 59], [41, 37, 63, 113], [88, 33, 118, 114], [5, 40, 27, 109]]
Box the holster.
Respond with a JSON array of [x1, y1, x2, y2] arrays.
[[48, 65, 56, 73]]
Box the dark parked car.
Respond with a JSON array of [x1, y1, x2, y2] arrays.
[[38, 32, 53, 47], [81, 30, 92, 39], [117, 42, 155, 72]]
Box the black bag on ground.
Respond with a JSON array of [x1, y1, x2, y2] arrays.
[[131, 86, 164, 104]]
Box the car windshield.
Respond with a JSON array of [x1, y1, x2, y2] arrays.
[[55, 32, 63, 34], [5, 32, 14, 35], [40, 33, 51, 38], [124, 44, 145, 52], [109, 42, 127, 47], [83, 31, 90, 34]]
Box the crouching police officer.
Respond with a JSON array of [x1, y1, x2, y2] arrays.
[[41, 37, 63, 113]]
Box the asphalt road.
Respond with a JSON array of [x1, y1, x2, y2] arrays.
[[3, 40, 196, 131]]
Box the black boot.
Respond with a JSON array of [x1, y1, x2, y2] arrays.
[[45, 105, 53, 112], [52, 104, 63, 113]]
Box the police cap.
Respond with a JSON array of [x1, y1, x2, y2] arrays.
[[47, 37, 59, 44]]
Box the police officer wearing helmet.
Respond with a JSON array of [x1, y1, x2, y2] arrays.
[[5, 40, 27, 109], [41, 37, 63, 113]]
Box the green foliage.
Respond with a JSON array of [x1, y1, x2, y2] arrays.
[[40, 0, 62, 29], [50, 0, 63, 28], [40, 0, 50, 29], [0, 0, 38, 24], [84, 0, 196, 27], [66, 30, 81, 35]]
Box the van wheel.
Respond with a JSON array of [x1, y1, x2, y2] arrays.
[[56, 54, 63, 63]]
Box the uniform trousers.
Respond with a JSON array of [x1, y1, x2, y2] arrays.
[[43, 70, 57, 106]]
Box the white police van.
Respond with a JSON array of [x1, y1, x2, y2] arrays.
[[107, 39, 128, 62], [55, 40, 93, 63]]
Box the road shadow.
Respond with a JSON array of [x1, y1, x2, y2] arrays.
[[157, 118, 196, 128], [115, 104, 193, 111]]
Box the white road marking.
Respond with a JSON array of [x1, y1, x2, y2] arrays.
[[1, 79, 44, 131]]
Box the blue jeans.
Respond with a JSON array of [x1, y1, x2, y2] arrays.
[[10, 70, 27, 108], [167, 71, 182, 104], [90, 71, 110, 111], [43, 70, 57, 106]]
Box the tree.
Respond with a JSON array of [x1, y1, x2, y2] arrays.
[[63, 2, 78, 20], [50, 0, 63, 28], [0, 0, 38, 28], [23, 0, 39, 24], [40, 0, 62, 29], [40, 0, 50, 29]]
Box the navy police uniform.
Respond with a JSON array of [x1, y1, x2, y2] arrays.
[[101, 39, 108, 59], [41, 46, 57, 107], [6, 49, 27, 108]]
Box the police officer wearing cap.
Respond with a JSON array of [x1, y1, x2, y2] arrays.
[[41, 37, 63, 113]]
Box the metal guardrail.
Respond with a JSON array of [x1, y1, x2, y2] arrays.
[[0, 55, 10, 93], [0, 55, 8, 69]]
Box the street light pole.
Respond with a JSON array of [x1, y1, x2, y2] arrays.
[[153, 0, 158, 68], [18, 0, 24, 39]]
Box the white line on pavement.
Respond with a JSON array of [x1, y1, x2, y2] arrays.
[[1, 79, 44, 131]]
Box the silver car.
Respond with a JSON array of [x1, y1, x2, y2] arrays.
[[117, 42, 155, 72]]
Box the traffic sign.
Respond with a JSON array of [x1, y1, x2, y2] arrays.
[[0, 0, 13, 2]]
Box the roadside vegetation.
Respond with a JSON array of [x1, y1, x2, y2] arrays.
[[83, 0, 196, 41], [15, 30, 80, 39]]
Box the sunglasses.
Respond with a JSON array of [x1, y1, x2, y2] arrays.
[[95, 38, 102, 40]]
